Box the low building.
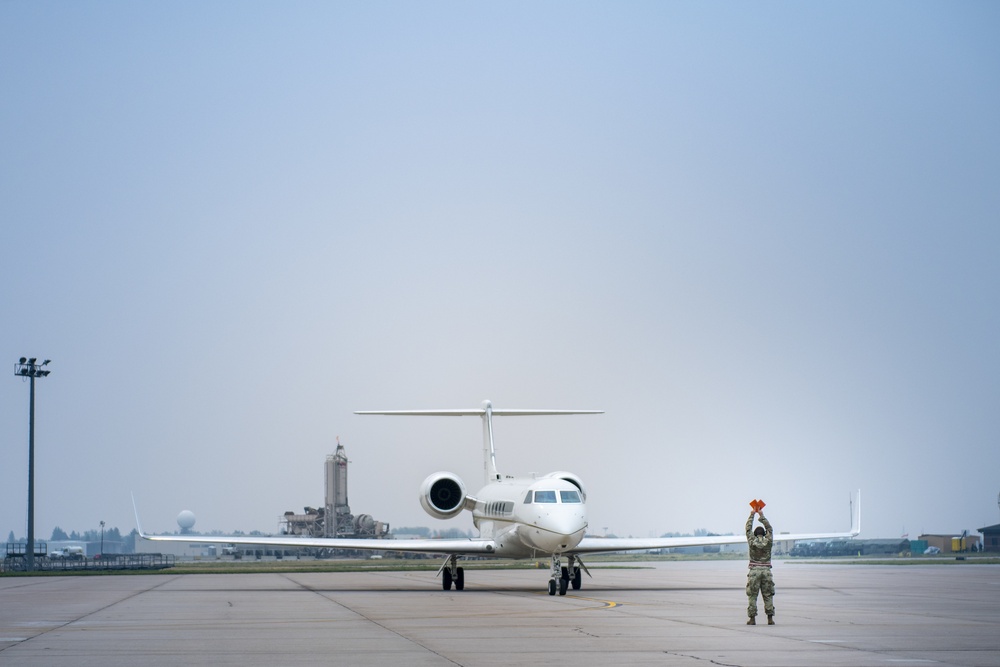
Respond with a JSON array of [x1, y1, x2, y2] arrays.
[[134, 536, 221, 559], [977, 524, 1000, 553], [918, 533, 981, 553]]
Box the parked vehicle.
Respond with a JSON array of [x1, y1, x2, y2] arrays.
[[49, 546, 85, 560]]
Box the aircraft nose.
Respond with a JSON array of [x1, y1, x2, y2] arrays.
[[529, 510, 586, 552]]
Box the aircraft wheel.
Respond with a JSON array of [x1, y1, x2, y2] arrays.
[[548, 579, 557, 596], [559, 577, 569, 596], [572, 568, 582, 590], [443, 568, 453, 591], [561, 566, 570, 581], [455, 567, 465, 591]]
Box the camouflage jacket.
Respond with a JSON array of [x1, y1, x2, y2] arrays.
[[746, 512, 773, 566]]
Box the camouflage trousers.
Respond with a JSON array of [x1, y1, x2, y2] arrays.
[[746, 566, 775, 618]]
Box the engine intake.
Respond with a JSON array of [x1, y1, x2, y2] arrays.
[[419, 472, 468, 520], [543, 471, 587, 500]]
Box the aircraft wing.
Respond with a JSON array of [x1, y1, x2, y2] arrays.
[[571, 491, 861, 555], [138, 524, 853, 558], [571, 529, 858, 555], [132, 495, 496, 556], [137, 531, 498, 556]]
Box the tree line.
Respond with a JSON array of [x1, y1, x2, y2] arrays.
[[6, 527, 136, 552]]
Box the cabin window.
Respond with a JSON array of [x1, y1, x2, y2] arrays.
[[560, 490, 582, 504], [523, 491, 533, 504], [534, 490, 557, 503], [484, 501, 514, 516]]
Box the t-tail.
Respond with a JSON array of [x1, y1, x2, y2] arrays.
[[355, 399, 603, 485]]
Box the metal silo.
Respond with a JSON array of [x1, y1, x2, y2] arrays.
[[325, 440, 351, 537]]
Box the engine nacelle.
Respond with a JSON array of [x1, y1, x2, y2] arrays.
[[542, 471, 587, 500], [419, 472, 468, 520]]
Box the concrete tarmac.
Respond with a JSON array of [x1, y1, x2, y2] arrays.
[[1, 560, 998, 666]]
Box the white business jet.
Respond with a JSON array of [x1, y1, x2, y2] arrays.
[[136, 400, 861, 595]]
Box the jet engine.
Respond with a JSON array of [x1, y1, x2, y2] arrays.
[[543, 471, 587, 499], [419, 472, 468, 520]]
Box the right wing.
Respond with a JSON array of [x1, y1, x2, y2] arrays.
[[132, 494, 496, 556], [138, 531, 497, 556]]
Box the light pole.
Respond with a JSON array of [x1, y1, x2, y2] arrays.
[[100, 520, 105, 557], [14, 357, 51, 571]]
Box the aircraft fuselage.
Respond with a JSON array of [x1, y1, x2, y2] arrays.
[[471, 476, 587, 558]]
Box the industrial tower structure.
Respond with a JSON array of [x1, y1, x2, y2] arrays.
[[281, 440, 389, 540], [325, 440, 351, 537]]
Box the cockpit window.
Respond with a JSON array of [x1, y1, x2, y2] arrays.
[[534, 490, 557, 503], [523, 491, 533, 504], [560, 490, 582, 504]]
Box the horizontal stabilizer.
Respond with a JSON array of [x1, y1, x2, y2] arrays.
[[356, 400, 604, 484], [355, 409, 603, 416]]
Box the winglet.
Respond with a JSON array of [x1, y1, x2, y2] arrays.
[[851, 489, 862, 537], [131, 492, 147, 539]]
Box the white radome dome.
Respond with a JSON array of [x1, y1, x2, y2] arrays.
[[177, 510, 196, 530]]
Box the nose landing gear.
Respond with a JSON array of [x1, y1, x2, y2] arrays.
[[547, 555, 583, 595]]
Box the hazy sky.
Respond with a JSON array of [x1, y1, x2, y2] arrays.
[[3, 3, 998, 544]]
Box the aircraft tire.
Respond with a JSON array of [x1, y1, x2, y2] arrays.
[[455, 567, 465, 591], [559, 577, 568, 596], [572, 568, 582, 590], [443, 568, 453, 590], [548, 579, 557, 596]]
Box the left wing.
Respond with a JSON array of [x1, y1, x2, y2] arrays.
[[571, 490, 861, 556], [572, 529, 849, 555]]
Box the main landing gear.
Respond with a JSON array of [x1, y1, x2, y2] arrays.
[[440, 554, 465, 591], [438, 553, 586, 595], [548, 555, 584, 596]]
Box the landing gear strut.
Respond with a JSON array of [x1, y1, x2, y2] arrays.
[[440, 554, 465, 591], [567, 554, 583, 590]]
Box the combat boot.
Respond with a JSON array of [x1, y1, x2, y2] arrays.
[[767, 615, 775, 625], [746, 617, 755, 625]]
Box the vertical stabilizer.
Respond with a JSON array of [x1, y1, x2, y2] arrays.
[[481, 400, 500, 484]]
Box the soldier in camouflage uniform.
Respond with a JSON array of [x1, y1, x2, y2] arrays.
[[746, 508, 775, 625]]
